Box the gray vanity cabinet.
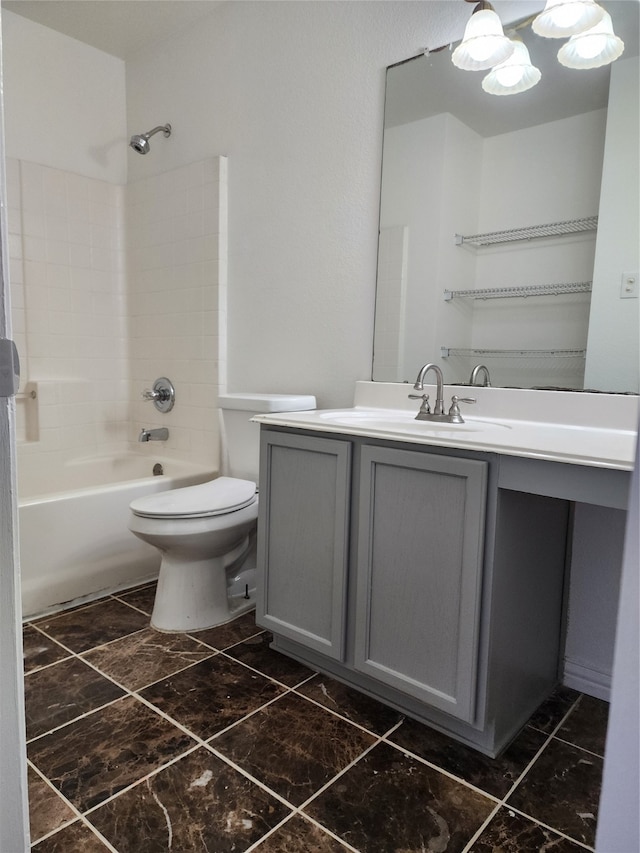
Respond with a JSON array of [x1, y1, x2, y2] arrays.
[[256, 431, 351, 660], [353, 446, 487, 723], [257, 426, 569, 756]]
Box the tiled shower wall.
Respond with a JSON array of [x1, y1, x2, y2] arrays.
[[127, 157, 226, 467], [8, 155, 226, 484], [7, 157, 129, 465]]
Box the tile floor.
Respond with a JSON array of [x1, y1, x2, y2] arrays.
[[23, 582, 609, 852]]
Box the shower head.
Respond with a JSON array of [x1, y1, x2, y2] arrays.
[[129, 123, 171, 155]]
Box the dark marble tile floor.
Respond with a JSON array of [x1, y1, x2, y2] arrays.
[[24, 583, 608, 852]]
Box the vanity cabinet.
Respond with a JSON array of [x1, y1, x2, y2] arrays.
[[353, 446, 487, 723], [257, 431, 351, 660], [256, 426, 570, 756]]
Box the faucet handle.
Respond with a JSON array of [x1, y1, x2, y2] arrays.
[[448, 395, 476, 423], [408, 393, 431, 417]]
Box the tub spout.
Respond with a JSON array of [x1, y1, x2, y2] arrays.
[[138, 427, 169, 442]]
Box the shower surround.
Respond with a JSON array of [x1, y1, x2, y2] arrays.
[[8, 155, 228, 615]]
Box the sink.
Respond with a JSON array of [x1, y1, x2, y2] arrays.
[[317, 409, 511, 434]]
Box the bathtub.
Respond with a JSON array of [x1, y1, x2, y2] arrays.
[[18, 454, 215, 618]]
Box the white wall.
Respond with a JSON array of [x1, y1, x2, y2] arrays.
[[1, 10, 127, 183], [585, 56, 640, 394], [379, 113, 480, 381], [564, 504, 627, 699], [124, 0, 543, 407], [596, 428, 639, 853]]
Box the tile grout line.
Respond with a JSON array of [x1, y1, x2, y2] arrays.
[[460, 692, 590, 853], [27, 757, 120, 853], [284, 681, 408, 741], [28, 619, 150, 659], [26, 629, 284, 744], [552, 734, 606, 760], [202, 743, 305, 812], [25, 597, 599, 852], [243, 809, 362, 853], [71, 680, 304, 821], [377, 731, 502, 805], [497, 805, 597, 852], [26, 758, 85, 842], [80, 742, 205, 822]]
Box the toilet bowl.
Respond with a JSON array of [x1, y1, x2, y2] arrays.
[[129, 477, 259, 631], [128, 392, 316, 632]]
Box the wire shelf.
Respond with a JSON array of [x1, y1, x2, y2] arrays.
[[440, 347, 586, 359], [444, 281, 592, 301], [455, 216, 598, 248]]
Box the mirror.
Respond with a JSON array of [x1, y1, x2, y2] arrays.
[[373, 0, 639, 393]]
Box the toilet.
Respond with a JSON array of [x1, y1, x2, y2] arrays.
[[128, 393, 316, 632]]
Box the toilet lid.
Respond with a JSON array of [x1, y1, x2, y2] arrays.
[[130, 477, 257, 519]]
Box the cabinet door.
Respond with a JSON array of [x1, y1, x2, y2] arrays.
[[256, 431, 351, 660], [354, 446, 487, 722]]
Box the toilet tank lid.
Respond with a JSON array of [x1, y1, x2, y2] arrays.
[[219, 393, 316, 412]]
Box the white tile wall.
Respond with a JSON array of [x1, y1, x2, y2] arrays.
[[10, 155, 227, 478], [127, 156, 226, 467]]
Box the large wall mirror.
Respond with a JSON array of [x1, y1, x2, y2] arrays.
[[373, 0, 639, 393]]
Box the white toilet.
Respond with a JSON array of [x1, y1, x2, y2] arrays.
[[128, 393, 316, 632]]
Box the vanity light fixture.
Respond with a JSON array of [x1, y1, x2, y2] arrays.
[[531, 0, 605, 38], [482, 39, 541, 96], [451, 0, 623, 95], [451, 1, 515, 70], [557, 10, 624, 68]]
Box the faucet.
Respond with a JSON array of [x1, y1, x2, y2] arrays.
[[469, 364, 491, 387], [412, 363, 445, 415], [138, 427, 169, 442], [409, 362, 476, 423]]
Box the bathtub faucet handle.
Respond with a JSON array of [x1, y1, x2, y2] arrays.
[[141, 377, 175, 413]]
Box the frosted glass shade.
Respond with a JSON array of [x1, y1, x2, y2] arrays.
[[532, 0, 605, 38], [482, 41, 541, 96], [452, 9, 515, 71], [558, 11, 624, 68]]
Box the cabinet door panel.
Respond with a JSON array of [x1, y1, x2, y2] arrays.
[[354, 446, 487, 722], [257, 431, 350, 660]]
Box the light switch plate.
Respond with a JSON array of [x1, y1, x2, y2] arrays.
[[620, 271, 639, 299]]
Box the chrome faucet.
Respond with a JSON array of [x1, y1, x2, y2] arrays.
[[409, 362, 476, 423], [138, 427, 169, 442], [412, 363, 445, 414], [470, 364, 491, 387]]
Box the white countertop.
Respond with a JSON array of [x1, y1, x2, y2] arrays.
[[253, 382, 639, 472]]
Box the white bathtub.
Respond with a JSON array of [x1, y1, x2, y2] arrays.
[[18, 454, 215, 618]]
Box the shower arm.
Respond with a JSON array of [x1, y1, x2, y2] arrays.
[[145, 125, 171, 140]]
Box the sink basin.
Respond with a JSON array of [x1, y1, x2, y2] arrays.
[[317, 409, 510, 434]]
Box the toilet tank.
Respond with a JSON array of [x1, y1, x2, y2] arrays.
[[219, 393, 316, 483]]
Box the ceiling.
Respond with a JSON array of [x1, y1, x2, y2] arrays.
[[1, 0, 223, 59]]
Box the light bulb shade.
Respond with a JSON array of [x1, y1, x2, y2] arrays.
[[557, 11, 624, 68], [482, 41, 542, 95], [532, 0, 605, 38], [452, 8, 515, 71]]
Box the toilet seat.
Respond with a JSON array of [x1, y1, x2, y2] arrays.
[[130, 477, 257, 520]]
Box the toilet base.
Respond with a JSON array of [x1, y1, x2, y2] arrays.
[[150, 550, 257, 633]]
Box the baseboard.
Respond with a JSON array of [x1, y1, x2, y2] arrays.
[[562, 658, 611, 701]]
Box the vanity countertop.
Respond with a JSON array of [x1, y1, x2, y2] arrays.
[[253, 382, 639, 472]]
